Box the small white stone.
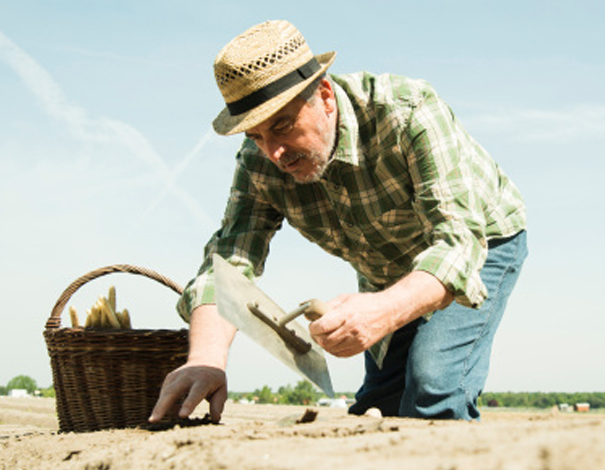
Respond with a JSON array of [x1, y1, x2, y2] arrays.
[[364, 407, 382, 419]]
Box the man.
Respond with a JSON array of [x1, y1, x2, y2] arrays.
[[149, 20, 528, 424]]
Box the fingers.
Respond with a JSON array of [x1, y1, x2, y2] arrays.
[[313, 334, 353, 357], [309, 317, 351, 355], [178, 378, 212, 419], [208, 383, 228, 424], [149, 374, 186, 423], [179, 369, 227, 422], [149, 366, 228, 424], [312, 325, 364, 357], [308, 311, 346, 336], [308, 306, 368, 357]]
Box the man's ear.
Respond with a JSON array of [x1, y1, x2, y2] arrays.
[[318, 78, 336, 115]]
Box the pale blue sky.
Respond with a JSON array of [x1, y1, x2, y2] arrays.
[[1, 0, 604, 393]]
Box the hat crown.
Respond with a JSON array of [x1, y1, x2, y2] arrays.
[[214, 20, 314, 104]]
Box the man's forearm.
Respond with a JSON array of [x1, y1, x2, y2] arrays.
[[381, 270, 454, 331], [309, 269, 455, 357], [187, 304, 237, 369]]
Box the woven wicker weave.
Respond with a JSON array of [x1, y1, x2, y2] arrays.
[[43, 265, 188, 433]]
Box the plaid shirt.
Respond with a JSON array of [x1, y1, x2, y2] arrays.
[[178, 72, 526, 327]]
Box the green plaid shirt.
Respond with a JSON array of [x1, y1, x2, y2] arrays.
[[178, 72, 526, 326]]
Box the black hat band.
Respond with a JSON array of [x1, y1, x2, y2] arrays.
[[226, 57, 321, 116]]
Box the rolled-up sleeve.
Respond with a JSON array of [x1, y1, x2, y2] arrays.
[[403, 90, 489, 308]]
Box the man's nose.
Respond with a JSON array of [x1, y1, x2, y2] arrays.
[[265, 139, 286, 164]]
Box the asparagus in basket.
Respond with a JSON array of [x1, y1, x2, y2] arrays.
[[69, 286, 132, 329]]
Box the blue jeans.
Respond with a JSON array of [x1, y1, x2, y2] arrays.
[[349, 231, 528, 420]]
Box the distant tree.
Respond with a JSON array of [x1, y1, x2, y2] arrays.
[[6, 375, 37, 394], [590, 393, 605, 408], [277, 384, 293, 404], [280, 380, 321, 405], [39, 386, 55, 398], [254, 385, 276, 404], [534, 393, 556, 408], [0, 385, 6, 396]]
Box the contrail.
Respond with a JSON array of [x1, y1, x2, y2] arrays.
[[0, 29, 214, 229], [135, 126, 215, 230]]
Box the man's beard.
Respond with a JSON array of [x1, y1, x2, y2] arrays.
[[278, 122, 337, 184], [279, 151, 330, 184]]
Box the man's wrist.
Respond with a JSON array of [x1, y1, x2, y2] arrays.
[[187, 304, 236, 370], [381, 271, 453, 330]]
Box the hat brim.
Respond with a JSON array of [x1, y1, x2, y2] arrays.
[[212, 51, 336, 136]]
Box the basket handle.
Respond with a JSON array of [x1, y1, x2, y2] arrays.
[[45, 264, 184, 329]]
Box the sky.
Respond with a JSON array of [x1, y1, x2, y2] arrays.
[[1, 0, 604, 395]]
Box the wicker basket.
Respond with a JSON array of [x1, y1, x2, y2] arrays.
[[43, 265, 189, 433]]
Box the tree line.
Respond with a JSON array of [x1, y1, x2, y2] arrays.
[[2, 375, 603, 410], [228, 380, 354, 405], [479, 391, 605, 409], [231, 387, 605, 409]]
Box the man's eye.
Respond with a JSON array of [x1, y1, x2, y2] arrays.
[[274, 122, 293, 134]]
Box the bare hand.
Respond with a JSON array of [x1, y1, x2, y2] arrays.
[[149, 364, 227, 424], [308, 272, 454, 357], [308, 292, 392, 357]]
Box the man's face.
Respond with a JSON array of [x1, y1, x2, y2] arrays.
[[244, 79, 337, 184]]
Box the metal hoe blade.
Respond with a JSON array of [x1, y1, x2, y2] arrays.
[[213, 254, 334, 397]]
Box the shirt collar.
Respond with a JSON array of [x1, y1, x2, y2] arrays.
[[330, 78, 362, 167]]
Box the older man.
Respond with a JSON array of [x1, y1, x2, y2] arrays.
[[150, 20, 527, 424]]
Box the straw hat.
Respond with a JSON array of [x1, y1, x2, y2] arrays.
[[212, 20, 336, 136]]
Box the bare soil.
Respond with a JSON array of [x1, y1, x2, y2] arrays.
[[1, 397, 604, 470]]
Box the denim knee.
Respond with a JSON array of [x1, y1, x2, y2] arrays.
[[400, 354, 480, 420]]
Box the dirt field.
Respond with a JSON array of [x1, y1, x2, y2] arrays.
[[1, 396, 604, 470]]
